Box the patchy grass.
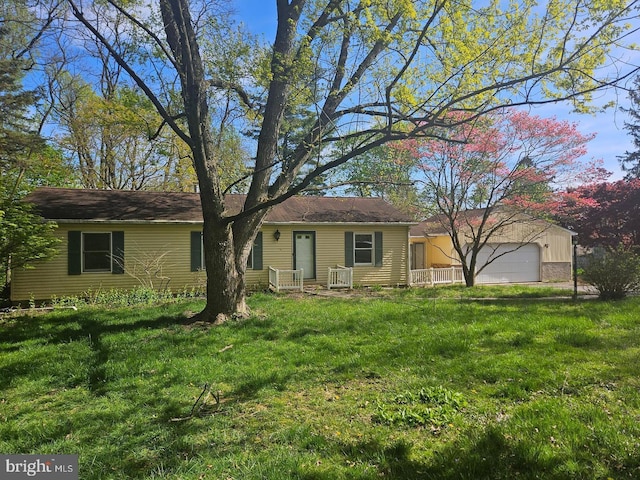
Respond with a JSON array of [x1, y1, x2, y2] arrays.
[[394, 283, 577, 299], [1, 288, 640, 479]]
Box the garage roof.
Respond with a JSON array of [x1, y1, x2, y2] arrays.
[[410, 208, 572, 237]]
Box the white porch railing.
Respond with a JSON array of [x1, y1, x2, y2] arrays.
[[269, 267, 304, 292], [328, 265, 353, 290], [410, 267, 465, 286]]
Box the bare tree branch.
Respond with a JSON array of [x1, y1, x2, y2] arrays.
[[67, 0, 191, 147]]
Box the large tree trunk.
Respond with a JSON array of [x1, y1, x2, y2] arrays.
[[194, 218, 248, 322], [159, 0, 254, 323], [194, 191, 267, 322]]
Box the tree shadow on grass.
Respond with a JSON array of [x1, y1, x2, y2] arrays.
[[417, 427, 563, 480], [0, 309, 187, 393], [232, 370, 292, 400], [0, 307, 185, 344], [294, 426, 611, 480], [416, 424, 637, 479], [0, 309, 241, 478]]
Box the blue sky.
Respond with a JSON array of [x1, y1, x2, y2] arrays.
[[529, 94, 635, 181], [231, 1, 637, 181]]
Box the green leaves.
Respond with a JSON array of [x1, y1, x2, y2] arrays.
[[57, 0, 640, 318], [373, 386, 467, 428], [0, 26, 64, 292], [582, 247, 640, 300], [0, 198, 59, 278]]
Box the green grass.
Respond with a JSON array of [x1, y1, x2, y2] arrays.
[[1, 286, 640, 479]]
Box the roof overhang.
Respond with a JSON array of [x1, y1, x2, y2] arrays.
[[52, 219, 416, 227]]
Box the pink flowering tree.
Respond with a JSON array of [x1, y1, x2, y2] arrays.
[[394, 110, 607, 286]]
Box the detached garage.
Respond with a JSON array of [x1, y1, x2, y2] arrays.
[[473, 243, 540, 284], [410, 210, 574, 284]]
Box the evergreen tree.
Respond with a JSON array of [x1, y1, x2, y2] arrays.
[[0, 53, 44, 172], [337, 143, 420, 216], [619, 76, 640, 179], [0, 33, 61, 298]]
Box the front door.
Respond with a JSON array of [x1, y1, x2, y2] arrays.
[[411, 242, 425, 270], [294, 231, 316, 279]]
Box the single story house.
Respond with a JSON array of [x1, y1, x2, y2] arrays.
[[410, 210, 574, 284], [10, 187, 414, 302]]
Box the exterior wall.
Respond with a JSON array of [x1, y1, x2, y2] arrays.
[[542, 262, 572, 282], [481, 221, 572, 264], [255, 224, 410, 287], [11, 223, 208, 302], [416, 236, 455, 267], [486, 222, 573, 281], [11, 222, 410, 301], [409, 221, 573, 282]]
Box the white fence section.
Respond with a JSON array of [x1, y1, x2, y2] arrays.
[[410, 267, 464, 286], [327, 265, 353, 290], [269, 267, 304, 292]]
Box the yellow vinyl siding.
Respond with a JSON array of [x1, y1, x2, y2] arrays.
[[11, 223, 411, 301], [252, 224, 409, 287], [425, 236, 456, 267], [11, 224, 207, 301], [539, 229, 572, 263], [466, 221, 572, 263], [471, 222, 572, 263]]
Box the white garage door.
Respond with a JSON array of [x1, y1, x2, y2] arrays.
[[473, 243, 540, 284]]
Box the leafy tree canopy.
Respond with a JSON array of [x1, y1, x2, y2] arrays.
[[0, 20, 69, 294], [0, 87, 63, 293], [336, 142, 421, 217], [619, 75, 640, 179], [392, 109, 604, 286], [35, 0, 640, 317], [559, 178, 640, 249], [0, 56, 44, 171]]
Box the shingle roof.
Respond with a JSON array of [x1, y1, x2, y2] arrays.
[[410, 208, 570, 237], [25, 187, 414, 224], [410, 220, 448, 237], [409, 210, 487, 237]]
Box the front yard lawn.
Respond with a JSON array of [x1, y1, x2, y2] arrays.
[[1, 286, 639, 479]]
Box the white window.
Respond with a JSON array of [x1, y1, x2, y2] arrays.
[[354, 233, 373, 265], [82, 232, 112, 272]]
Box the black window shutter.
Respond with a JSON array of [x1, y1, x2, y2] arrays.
[[374, 231, 383, 267], [190, 231, 202, 272], [112, 231, 125, 274], [68, 231, 82, 275], [344, 231, 354, 267], [253, 232, 263, 270]]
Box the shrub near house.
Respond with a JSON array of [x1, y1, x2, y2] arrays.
[[582, 247, 640, 299]]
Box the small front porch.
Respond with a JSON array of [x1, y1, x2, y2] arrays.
[[268, 265, 353, 293], [410, 239, 465, 286], [410, 266, 465, 286]]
